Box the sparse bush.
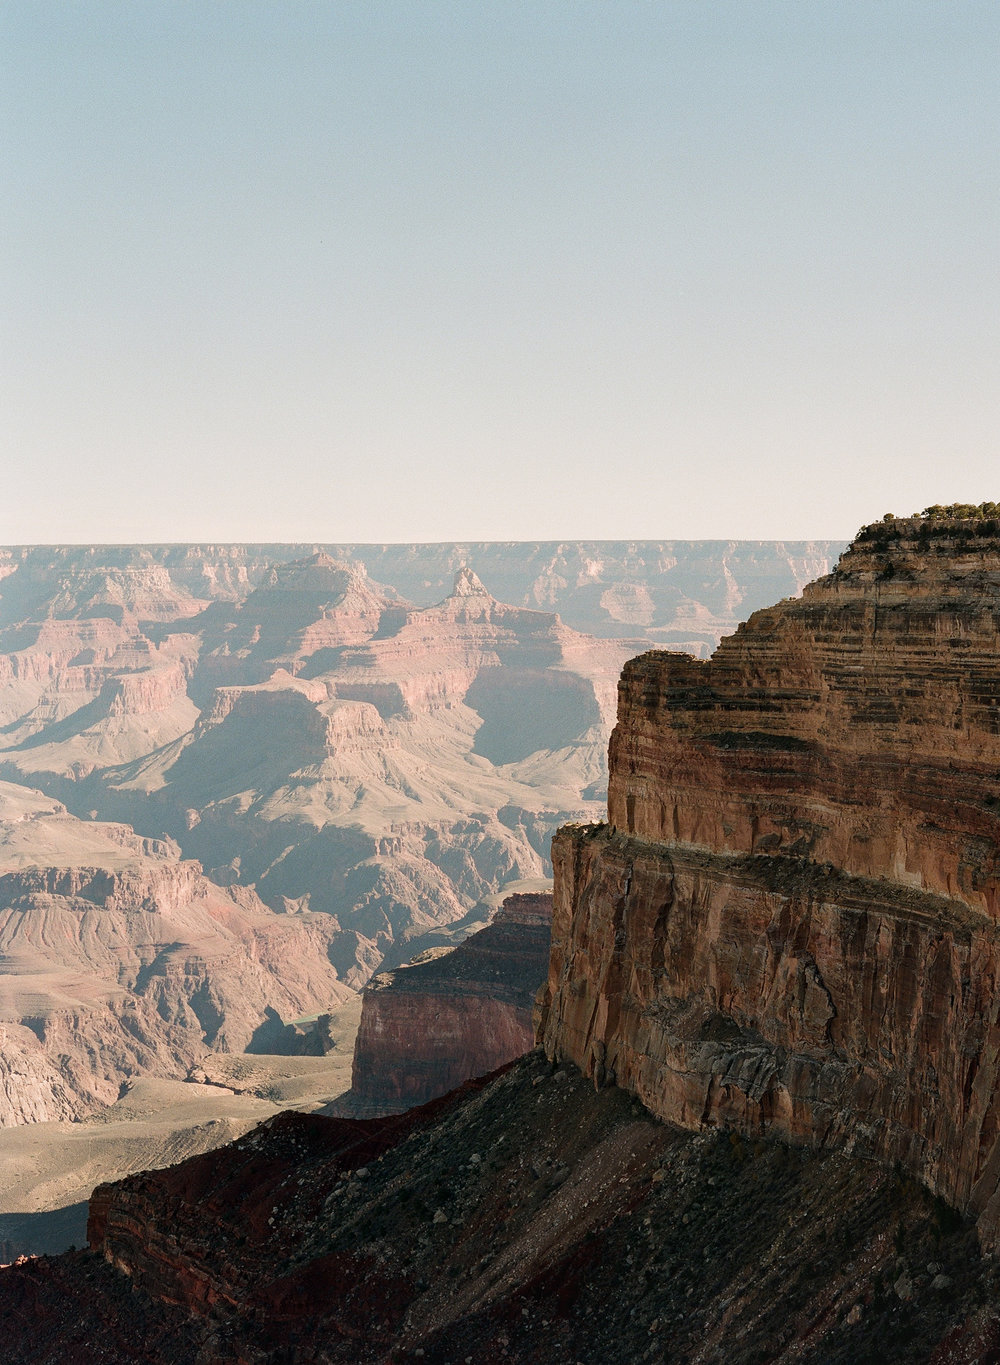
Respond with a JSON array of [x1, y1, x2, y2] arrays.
[[919, 501, 1000, 521]]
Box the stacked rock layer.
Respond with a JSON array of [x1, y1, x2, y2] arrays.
[[538, 515, 1000, 1246], [334, 891, 552, 1117]]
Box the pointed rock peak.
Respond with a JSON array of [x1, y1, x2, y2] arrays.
[[451, 567, 491, 598]]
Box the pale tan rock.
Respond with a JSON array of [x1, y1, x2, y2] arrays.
[[0, 782, 352, 1126]]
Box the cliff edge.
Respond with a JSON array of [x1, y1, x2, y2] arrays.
[[538, 510, 1000, 1247], [331, 890, 552, 1117]]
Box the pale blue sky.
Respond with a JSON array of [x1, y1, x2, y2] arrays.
[[3, 2, 998, 542]]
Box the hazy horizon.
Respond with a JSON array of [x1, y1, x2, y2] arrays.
[[4, 3, 998, 543], [0, 534, 848, 549]]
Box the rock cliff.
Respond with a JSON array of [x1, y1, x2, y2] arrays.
[[332, 891, 552, 1117], [538, 512, 1000, 1249]]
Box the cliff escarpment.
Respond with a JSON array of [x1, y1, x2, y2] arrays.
[[332, 890, 552, 1117], [538, 513, 1000, 1248]]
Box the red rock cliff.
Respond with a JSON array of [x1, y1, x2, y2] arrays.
[[333, 891, 552, 1117], [538, 513, 1000, 1247]]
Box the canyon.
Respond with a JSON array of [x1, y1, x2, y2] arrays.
[[0, 541, 839, 977], [0, 779, 351, 1128], [0, 547, 649, 988], [0, 540, 842, 1264], [0, 510, 996, 1360]]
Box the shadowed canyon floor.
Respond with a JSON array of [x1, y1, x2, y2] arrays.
[[0, 999, 363, 1263]]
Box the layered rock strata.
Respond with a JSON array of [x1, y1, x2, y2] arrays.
[[0, 782, 351, 1124], [538, 514, 1000, 1248], [0, 551, 644, 989], [333, 890, 552, 1117], [0, 541, 841, 1004]]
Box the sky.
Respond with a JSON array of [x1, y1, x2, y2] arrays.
[[3, 1, 998, 544]]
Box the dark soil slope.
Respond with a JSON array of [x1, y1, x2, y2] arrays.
[[1, 1052, 998, 1364]]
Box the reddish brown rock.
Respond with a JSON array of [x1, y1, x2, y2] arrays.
[[332, 891, 552, 1117], [538, 513, 1000, 1249], [0, 1052, 986, 1364]]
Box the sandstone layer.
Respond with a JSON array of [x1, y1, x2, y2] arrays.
[[332, 890, 552, 1118], [539, 514, 1000, 1249]]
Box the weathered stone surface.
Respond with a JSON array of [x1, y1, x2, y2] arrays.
[[539, 515, 1000, 1249], [607, 518, 1000, 912], [332, 891, 552, 1117]]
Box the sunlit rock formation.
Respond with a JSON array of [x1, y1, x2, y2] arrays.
[[539, 511, 1000, 1247], [0, 782, 349, 1125], [332, 890, 552, 1117], [0, 550, 648, 988]]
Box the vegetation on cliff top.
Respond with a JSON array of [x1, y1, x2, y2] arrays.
[[856, 503, 1000, 547]]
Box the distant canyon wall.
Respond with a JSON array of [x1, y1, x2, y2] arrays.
[[0, 539, 844, 655]]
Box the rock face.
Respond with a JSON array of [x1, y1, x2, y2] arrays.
[[0, 782, 350, 1125], [538, 513, 1000, 1249], [333, 891, 552, 1117]]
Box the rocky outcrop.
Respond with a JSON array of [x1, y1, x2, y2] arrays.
[[0, 1051, 993, 1362], [538, 512, 1000, 1249], [332, 891, 552, 1117]]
